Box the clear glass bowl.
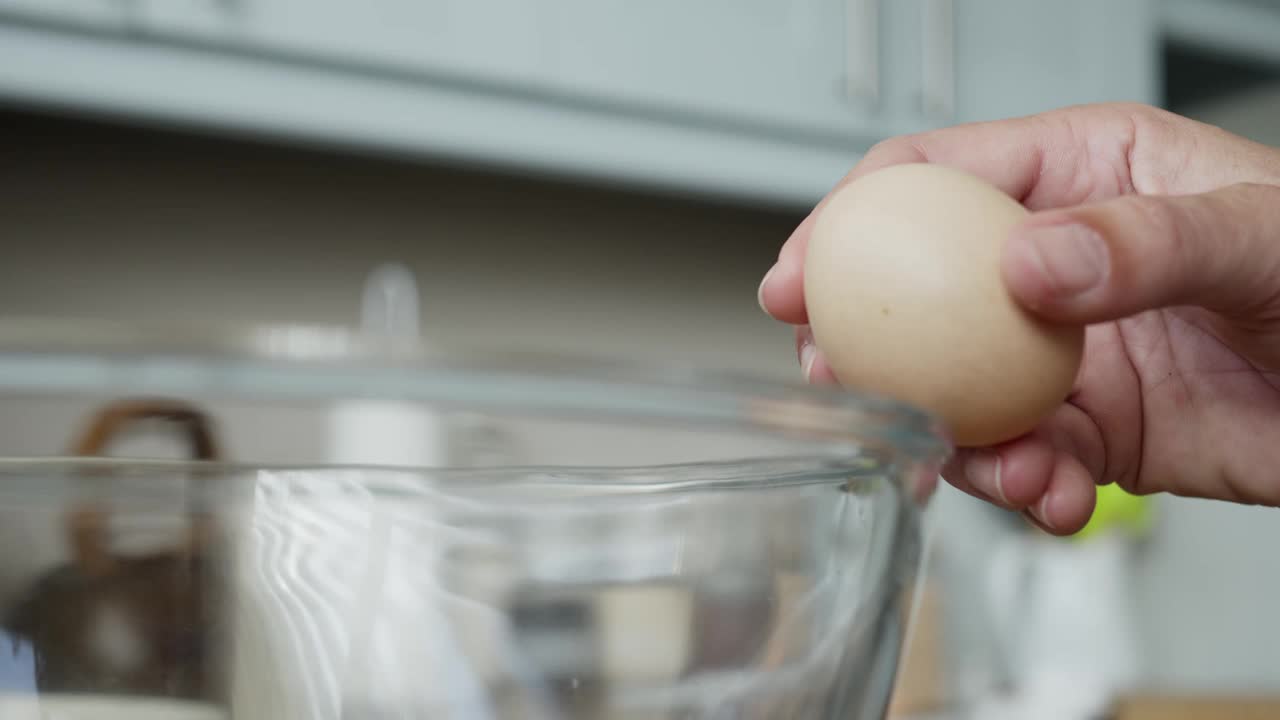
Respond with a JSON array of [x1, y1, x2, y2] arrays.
[[0, 319, 949, 720]]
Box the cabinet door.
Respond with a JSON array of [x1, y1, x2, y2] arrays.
[[137, 0, 550, 85], [543, 0, 891, 140]]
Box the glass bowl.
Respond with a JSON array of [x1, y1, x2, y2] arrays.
[[0, 319, 949, 719]]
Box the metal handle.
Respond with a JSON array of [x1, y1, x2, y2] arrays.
[[844, 0, 881, 107], [921, 0, 956, 120], [67, 399, 221, 576], [71, 398, 221, 461]]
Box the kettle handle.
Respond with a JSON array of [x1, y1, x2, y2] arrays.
[[66, 398, 221, 577], [70, 398, 220, 461]]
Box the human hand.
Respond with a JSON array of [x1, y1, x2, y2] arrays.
[[758, 103, 1280, 534]]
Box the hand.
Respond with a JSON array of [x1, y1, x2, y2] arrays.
[[758, 103, 1280, 534]]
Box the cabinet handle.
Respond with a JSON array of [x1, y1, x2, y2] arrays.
[[921, 0, 955, 120], [844, 0, 881, 107]]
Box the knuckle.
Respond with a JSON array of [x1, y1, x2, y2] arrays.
[[833, 134, 929, 192], [866, 133, 932, 167], [1117, 101, 1167, 123], [1120, 102, 1183, 134], [865, 135, 916, 159]]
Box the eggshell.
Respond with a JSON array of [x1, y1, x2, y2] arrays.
[[803, 163, 1084, 447]]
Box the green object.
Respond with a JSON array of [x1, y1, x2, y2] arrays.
[[1074, 483, 1153, 541]]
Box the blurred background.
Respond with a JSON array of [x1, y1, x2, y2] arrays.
[[1, 0, 1279, 718]]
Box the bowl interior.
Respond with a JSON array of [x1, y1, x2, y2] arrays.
[[0, 320, 948, 719]]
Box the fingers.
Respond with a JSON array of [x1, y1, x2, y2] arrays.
[[760, 213, 821, 325], [761, 140, 929, 324], [794, 326, 839, 384], [935, 320, 1143, 534], [941, 400, 1108, 535], [763, 104, 1280, 330], [941, 438, 1053, 509], [943, 438, 1097, 536], [1003, 183, 1280, 324], [759, 104, 1152, 324], [1024, 452, 1098, 536]]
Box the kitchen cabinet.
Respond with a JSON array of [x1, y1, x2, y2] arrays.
[[138, 0, 910, 143], [949, 0, 1158, 123], [537, 0, 1157, 144], [135, 0, 550, 86], [875, 0, 1157, 127], [1113, 695, 1280, 719], [0, 1, 1159, 207], [543, 0, 890, 142]]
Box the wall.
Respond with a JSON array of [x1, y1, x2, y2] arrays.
[[0, 108, 799, 378]]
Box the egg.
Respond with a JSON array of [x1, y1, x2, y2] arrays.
[[803, 163, 1084, 447]]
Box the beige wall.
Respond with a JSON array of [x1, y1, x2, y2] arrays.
[[1, 109, 801, 379]]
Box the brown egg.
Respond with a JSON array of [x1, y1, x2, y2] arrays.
[[803, 163, 1084, 447]]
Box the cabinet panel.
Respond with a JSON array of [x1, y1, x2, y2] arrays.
[[949, 0, 1157, 123], [543, 0, 886, 139], [881, 0, 1155, 133], [132, 0, 937, 142], [0, 0, 119, 28], [139, 0, 549, 85]]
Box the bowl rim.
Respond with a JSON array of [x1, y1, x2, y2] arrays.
[[0, 317, 953, 474], [0, 456, 891, 496]]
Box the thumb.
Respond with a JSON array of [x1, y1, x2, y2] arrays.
[[1002, 182, 1280, 324]]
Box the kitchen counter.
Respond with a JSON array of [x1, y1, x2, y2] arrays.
[[1112, 694, 1280, 719]]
